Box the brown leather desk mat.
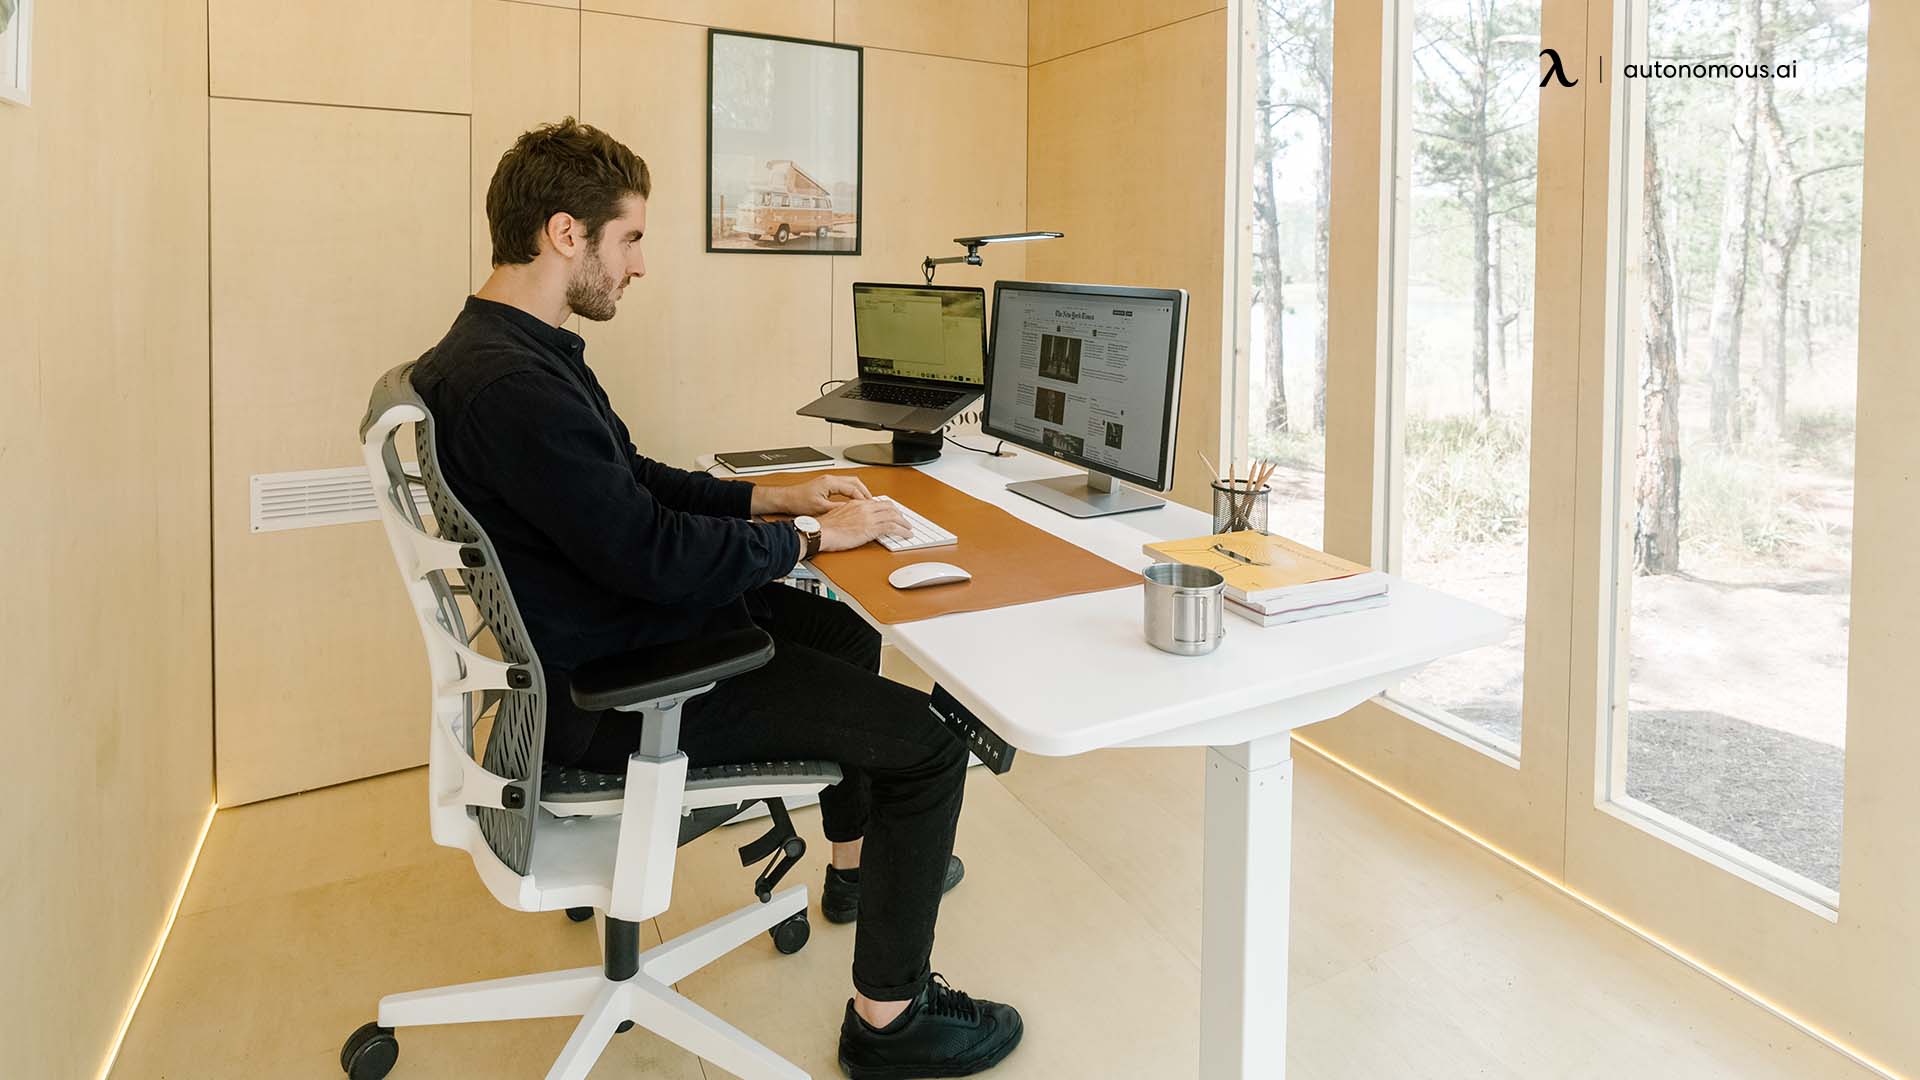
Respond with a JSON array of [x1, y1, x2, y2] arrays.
[[753, 467, 1142, 624]]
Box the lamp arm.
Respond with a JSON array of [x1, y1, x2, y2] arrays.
[[921, 243, 986, 285]]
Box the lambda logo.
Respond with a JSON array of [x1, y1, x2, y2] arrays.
[[1539, 48, 1579, 88]]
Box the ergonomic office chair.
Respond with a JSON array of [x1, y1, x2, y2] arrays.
[[344, 363, 841, 1080]]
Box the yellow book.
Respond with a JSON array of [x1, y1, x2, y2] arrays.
[[1141, 531, 1386, 607]]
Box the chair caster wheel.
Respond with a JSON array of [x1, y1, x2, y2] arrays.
[[565, 906, 594, 923], [340, 1021, 398, 1080], [770, 911, 810, 954], [617, 1020, 636, 1034]]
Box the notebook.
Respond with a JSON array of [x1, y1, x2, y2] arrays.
[[1141, 530, 1388, 609], [1226, 593, 1389, 627], [714, 446, 835, 475]]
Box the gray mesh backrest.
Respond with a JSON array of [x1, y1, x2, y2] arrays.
[[363, 362, 548, 876]]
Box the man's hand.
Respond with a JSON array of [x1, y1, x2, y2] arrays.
[[817, 497, 910, 552], [751, 473, 872, 517]]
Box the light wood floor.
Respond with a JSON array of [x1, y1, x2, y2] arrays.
[[114, 713, 1875, 1078]]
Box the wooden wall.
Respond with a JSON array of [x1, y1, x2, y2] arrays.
[[208, 1, 1029, 805], [0, 0, 215, 1075], [1026, 0, 1231, 509]]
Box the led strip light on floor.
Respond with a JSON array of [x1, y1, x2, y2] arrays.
[[96, 801, 218, 1080], [1291, 735, 1905, 1080]]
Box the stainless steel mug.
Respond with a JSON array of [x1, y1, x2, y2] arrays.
[[1143, 562, 1227, 656]]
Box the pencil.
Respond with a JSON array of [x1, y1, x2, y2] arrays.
[[1228, 459, 1238, 529], [1234, 459, 1252, 524], [1240, 458, 1274, 527]]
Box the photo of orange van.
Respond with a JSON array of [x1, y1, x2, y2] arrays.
[[725, 160, 846, 246], [708, 30, 862, 256]]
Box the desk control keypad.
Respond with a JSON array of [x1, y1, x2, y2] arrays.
[[930, 684, 1016, 774]]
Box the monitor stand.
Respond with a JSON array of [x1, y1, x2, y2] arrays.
[[1006, 469, 1165, 518], [843, 429, 943, 467]]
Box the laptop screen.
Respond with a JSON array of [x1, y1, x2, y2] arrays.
[[852, 284, 986, 387]]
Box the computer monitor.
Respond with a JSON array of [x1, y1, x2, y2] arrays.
[[982, 281, 1188, 517]]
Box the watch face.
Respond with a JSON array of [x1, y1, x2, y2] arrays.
[[794, 516, 820, 532]]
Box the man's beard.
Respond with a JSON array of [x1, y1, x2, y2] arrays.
[[566, 246, 622, 322]]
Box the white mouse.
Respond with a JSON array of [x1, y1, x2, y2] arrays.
[[888, 561, 973, 590]]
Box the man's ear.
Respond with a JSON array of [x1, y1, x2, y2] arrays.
[[543, 211, 582, 260]]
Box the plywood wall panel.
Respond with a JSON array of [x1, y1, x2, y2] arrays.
[[1027, 12, 1228, 509], [835, 0, 1026, 66], [211, 0, 473, 113], [586, 0, 832, 41], [580, 13, 832, 466], [210, 100, 470, 805], [0, 0, 214, 1074], [1028, 0, 1220, 64], [830, 49, 1027, 387], [199, 0, 1030, 807], [472, 0, 582, 289]]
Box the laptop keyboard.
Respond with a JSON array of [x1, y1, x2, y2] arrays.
[[845, 382, 965, 410]]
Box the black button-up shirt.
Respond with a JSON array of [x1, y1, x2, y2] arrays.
[[412, 297, 799, 762]]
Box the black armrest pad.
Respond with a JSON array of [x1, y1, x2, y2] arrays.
[[569, 628, 775, 712]]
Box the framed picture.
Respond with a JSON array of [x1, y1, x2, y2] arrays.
[[707, 29, 862, 255], [0, 0, 32, 107]]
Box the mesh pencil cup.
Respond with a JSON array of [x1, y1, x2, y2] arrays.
[[1211, 479, 1270, 534]]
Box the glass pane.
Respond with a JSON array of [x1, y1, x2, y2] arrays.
[[1388, 0, 1543, 752], [1249, 0, 1334, 550], [1614, 0, 1867, 894]]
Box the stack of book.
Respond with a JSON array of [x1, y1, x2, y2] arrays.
[[1141, 530, 1389, 627]]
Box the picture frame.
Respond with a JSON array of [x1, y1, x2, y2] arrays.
[[706, 29, 862, 255], [0, 0, 33, 107]]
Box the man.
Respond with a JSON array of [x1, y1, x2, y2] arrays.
[[411, 118, 1022, 1078]]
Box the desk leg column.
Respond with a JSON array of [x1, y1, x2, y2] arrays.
[[1199, 733, 1294, 1080]]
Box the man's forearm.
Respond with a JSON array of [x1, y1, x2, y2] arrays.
[[748, 483, 793, 518]]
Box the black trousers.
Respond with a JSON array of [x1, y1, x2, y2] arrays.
[[576, 583, 968, 1002]]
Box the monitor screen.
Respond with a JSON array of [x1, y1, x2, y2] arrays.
[[852, 284, 987, 386], [983, 281, 1188, 490]]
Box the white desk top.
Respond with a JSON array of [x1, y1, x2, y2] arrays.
[[713, 444, 1509, 756]]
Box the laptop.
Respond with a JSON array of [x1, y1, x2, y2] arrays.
[[797, 283, 986, 432]]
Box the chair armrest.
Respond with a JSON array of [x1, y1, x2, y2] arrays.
[[569, 627, 775, 712]]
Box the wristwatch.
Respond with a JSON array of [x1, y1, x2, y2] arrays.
[[792, 515, 823, 561]]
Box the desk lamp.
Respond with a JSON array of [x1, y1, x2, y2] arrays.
[[922, 231, 1064, 284]]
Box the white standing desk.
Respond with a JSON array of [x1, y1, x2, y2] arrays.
[[701, 444, 1508, 1079]]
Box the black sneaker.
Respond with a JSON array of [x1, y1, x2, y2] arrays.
[[822, 856, 966, 925], [838, 974, 1023, 1079]]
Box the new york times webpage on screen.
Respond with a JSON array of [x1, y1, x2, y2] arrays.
[[990, 288, 1176, 480]]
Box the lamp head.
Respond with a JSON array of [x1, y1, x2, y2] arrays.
[[952, 231, 1066, 247], [922, 231, 1065, 284]]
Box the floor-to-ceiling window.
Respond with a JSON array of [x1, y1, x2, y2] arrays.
[[1386, 0, 1543, 755], [1249, 0, 1335, 549], [1604, 0, 1868, 901], [1254, 0, 1913, 1066]]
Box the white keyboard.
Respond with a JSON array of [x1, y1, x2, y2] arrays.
[[872, 496, 958, 552]]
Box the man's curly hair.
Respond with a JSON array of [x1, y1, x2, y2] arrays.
[[486, 117, 651, 266]]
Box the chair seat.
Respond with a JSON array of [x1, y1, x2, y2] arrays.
[[539, 760, 844, 821], [687, 760, 843, 793], [541, 763, 628, 808]]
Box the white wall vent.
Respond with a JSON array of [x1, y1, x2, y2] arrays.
[[250, 465, 432, 533]]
